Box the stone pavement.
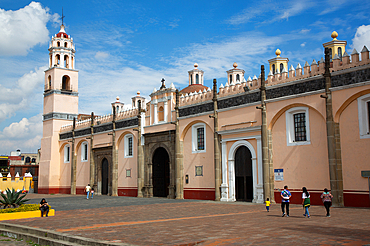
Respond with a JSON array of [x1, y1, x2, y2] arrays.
[[1, 194, 370, 245]]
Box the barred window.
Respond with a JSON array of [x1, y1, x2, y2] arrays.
[[286, 107, 310, 146], [81, 142, 88, 161], [192, 123, 206, 153], [125, 134, 134, 157], [64, 145, 70, 163], [128, 137, 133, 156], [358, 94, 370, 138], [197, 127, 205, 150], [293, 113, 307, 141]]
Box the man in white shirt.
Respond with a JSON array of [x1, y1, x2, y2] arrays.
[[84, 184, 91, 199]]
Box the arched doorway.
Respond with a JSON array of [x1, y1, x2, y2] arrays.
[[152, 147, 170, 197], [235, 146, 253, 202], [101, 158, 109, 195]]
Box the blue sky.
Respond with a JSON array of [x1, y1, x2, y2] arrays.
[[0, 0, 369, 155]]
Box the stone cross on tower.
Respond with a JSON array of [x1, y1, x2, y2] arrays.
[[160, 78, 166, 89], [61, 8, 65, 25]]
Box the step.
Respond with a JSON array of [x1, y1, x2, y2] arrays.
[[0, 222, 133, 246]]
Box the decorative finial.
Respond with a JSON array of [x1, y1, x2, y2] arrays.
[[331, 31, 338, 40], [116, 96, 120, 102], [233, 62, 238, 68], [275, 49, 281, 57], [137, 91, 140, 95], [61, 8, 65, 26], [194, 63, 198, 69]]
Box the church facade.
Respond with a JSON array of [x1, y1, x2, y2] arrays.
[[39, 25, 370, 207]]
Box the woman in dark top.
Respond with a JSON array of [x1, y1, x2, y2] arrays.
[[39, 198, 49, 217]]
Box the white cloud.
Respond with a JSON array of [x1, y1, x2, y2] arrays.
[[352, 25, 370, 53], [0, 66, 46, 122], [95, 51, 109, 60], [226, 1, 313, 25], [0, 2, 57, 56], [301, 42, 306, 47], [0, 114, 42, 154]]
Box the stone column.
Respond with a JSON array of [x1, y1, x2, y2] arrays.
[[70, 118, 76, 195], [323, 48, 344, 206], [259, 65, 273, 202], [111, 107, 118, 196], [175, 90, 184, 199], [90, 112, 95, 189], [137, 100, 144, 198], [212, 79, 221, 201]]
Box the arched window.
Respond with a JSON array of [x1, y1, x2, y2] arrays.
[[64, 55, 69, 68], [64, 42, 67, 48], [56, 54, 60, 65], [31, 158, 36, 163], [158, 106, 164, 122], [57, 41, 60, 47], [81, 142, 88, 161], [329, 48, 332, 61], [272, 64, 276, 74], [229, 74, 232, 83], [25, 157, 31, 163], [62, 75, 70, 90], [48, 75, 51, 89], [196, 74, 199, 84], [280, 63, 284, 73], [116, 106, 119, 113], [338, 47, 342, 60], [236, 74, 240, 82], [190, 75, 193, 84]]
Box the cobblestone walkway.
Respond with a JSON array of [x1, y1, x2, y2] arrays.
[[1, 194, 370, 245]]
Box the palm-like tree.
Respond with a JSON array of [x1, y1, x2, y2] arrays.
[[0, 188, 30, 208]]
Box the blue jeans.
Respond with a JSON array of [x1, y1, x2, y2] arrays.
[[86, 191, 90, 199], [304, 206, 310, 217]]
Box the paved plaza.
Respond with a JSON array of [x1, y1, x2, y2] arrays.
[[1, 194, 370, 245]]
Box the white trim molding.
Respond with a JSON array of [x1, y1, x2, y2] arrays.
[[64, 144, 70, 163], [286, 106, 311, 146], [220, 136, 263, 203], [81, 141, 88, 162], [358, 93, 370, 139], [192, 123, 206, 153], [124, 134, 134, 158]]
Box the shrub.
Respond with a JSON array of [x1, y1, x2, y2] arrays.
[[0, 204, 41, 213], [0, 188, 30, 208]]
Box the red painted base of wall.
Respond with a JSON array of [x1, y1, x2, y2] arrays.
[[344, 192, 370, 207], [118, 188, 138, 197], [274, 190, 370, 207], [184, 188, 215, 200], [38, 187, 70, 194]]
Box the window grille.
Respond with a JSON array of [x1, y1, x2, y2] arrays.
[[293, 113, 307, 141]]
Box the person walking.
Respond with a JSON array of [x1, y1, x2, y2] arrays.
[[281, 185, 291, 217], [265, 198, 271, 212], [302, 187, 311, 218], [84, 183, 91, 199], [39, 198, 49, 217], [321, 188, 333, 217], [91, 187, 94, 199]]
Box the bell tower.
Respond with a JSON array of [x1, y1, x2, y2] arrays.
[[39, 23, 79, 194]]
